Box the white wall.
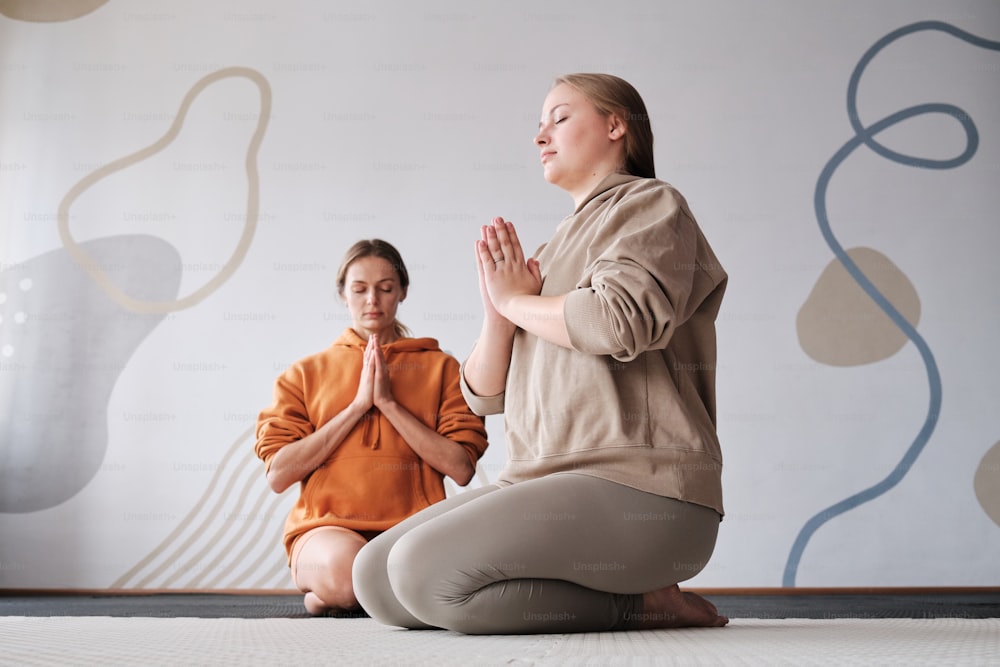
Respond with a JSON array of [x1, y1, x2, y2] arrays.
[[1, 0, 998, 590]]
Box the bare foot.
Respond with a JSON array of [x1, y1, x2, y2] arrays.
[[304, 591, 331, 616], [636, 584, 729, 629], [304, 591, 364, 617]]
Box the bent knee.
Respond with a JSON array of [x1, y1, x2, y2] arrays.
[[385, 529, 466, 627], [351, 541, 385, 610], [385, 532, 425, 601]]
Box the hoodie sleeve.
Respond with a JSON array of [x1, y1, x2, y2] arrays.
[[438, 356, 490, 469], [458, 359, 505, 416], [254, 364, 316, 471], [563, 183, 726, 362]]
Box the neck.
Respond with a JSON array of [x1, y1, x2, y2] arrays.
[[563, 155, 625, 208], [354, 326, 398, 344], [568, 167, 621, 209]]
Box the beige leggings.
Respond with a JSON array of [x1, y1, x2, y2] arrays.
[[352, 472, 720, 634]]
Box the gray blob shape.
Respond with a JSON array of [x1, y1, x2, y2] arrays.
[[0, 235, 182, 512]]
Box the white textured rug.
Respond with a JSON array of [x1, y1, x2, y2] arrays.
[[1, 617, 998, 666]]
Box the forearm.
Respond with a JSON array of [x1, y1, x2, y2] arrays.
[[378, 400, 475, 486], [464, 318, 516, 397], [500, 293, 573, 349], [266, 402, 368, 493]]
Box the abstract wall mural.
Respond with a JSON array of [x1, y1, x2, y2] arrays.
[[57, 66, 270, 315], [783, 20, 1000, 587], [0, 0, 111, 23], [1, 26, 282, 585], [110, 428, 290, 590], [1, 2, 997, 590], [976, 442, 1000, 528], [1, 236, 181, 511], [797, 247, 921, 367]]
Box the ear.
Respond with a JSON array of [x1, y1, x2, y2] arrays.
[[608, 114, 626, 141]]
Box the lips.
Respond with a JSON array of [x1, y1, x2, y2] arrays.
[[540, 151, 555, 163]]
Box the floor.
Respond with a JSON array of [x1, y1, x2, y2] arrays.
[[1, 591, 998, 665]]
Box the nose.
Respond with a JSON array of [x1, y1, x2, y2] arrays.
[[534, 126, 548, 146]]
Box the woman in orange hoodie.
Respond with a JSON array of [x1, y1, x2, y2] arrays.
[[255, 239, 488, 615]]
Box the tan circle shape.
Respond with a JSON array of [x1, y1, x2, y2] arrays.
[[56, 67, 272, 314], [974, 441, 1000, 528], [0, 0, 110, 22], [797, 246, 921, 366]]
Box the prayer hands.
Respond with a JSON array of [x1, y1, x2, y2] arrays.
[[355, 334, 394, 412], [476, 217, 542, 319]]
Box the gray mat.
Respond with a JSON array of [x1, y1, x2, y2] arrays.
[[1, 592, 997, 619]]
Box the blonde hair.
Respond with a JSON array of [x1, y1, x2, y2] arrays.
[[336, 239, 412, 339], [553, 73, 655, 179]]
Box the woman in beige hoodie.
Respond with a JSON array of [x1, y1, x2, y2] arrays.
[[354, 75, 729, 634]]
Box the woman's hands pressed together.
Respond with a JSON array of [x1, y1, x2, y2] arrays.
[[465, 216, 571, 398], [359, 333, 476, 485], [474, 216, 573, 350], [354, 334, 395, 413], [476, 217, 543, 320]]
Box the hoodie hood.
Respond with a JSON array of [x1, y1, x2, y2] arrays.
[[332, 328, 443, 451], [333, 328, 441, 353]]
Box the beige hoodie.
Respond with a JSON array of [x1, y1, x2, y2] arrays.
[[462, 174, 727, 515]]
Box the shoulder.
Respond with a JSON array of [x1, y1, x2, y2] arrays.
[[590, 178, 696, 238], [391, 337, 459, 365], [619, 180, 705, 243], [284, 343, 353, 376], [392, 345, 462, 389], [413, 345, 461, 369], [611, 177, 689, 212]]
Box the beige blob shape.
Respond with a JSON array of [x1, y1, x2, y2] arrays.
[[797, 247, 921, 366], [974, 441, 1000, 528], [57, 67, 271, 314], [0, 0, 110, 22]]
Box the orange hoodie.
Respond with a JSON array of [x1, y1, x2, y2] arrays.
[[255, 329, 489, 558]]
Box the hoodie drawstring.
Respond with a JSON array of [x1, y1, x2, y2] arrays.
[[360, 408, 380, 450]]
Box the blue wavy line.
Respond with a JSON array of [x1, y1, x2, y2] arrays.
[[782, 21, 1000, 587]]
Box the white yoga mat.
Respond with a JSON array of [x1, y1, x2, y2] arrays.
[[1, 617, 998, 666]]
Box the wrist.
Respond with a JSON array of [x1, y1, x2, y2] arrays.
[[496, 293, 527, 325], [376, 397, 401, 421], [490, 291, 513, 318], [484, 307, 516, 330], [347, 399, 371, 419], [483, 320, 518, 345]]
